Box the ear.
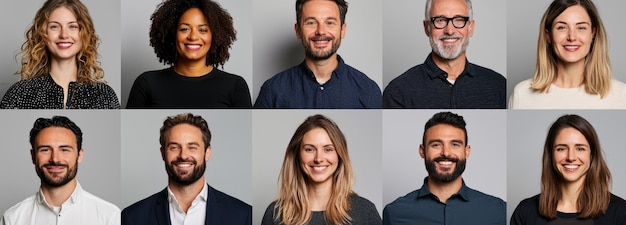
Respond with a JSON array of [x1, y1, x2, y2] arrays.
[[468, 20, 475, 37], [160, 147, 166, 161], [423, 20, 430, 37], [295, 23, 302, 39], [31, 149, 36, 164], [419, 144, 426, 158], [465, 145, 471, 159], [77, 148, 84, 164], [340, 23, 347, 39], [205, 146, 212, 162]]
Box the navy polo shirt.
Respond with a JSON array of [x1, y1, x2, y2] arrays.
[[254, 55, 382, 109], [383, 54, 506, 109], [383, 178, 506, 225]]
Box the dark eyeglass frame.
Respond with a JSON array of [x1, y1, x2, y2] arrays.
[[429, 16, 470, 29]]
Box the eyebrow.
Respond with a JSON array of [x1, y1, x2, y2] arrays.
[[554, 143, 589, 147], [554, 21, 591, 25], [179, 22, 209, 27], [302, 143, 334, 148], [36, 145, 76, 150], [427, 139, 464, 145]]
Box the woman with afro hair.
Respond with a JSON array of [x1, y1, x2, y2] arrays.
[[126, 0, 251, 108]]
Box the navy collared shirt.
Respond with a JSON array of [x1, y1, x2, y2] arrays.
[[383, 54, 506, 109], [254, 55, 382, 109], [383, 178, 506, 225]]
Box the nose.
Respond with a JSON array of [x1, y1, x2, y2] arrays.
[[187, 29, 198, 41], [315, 23, 325, 35], [49, 149, 59, 163], [443, 22, 455, 35], [566, 148, 576, 162], [59, 26, 69, 39], [567, 29, 576, 41], [178, 147, 191, 160], [313, 150, 324, 163]]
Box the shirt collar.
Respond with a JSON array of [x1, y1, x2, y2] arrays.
[[167, 182, 209, 210], [416, 177, 470, 202], [298, 54, 347, 82], [37, 181, 83, 207], [424, 53, 475, 80]]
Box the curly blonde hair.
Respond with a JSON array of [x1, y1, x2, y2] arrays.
[[18, 0, 104, 84]]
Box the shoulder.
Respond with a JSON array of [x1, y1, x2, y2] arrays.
[[350, 194, 377, 209], [610, 79, 626, 93], [263, 65, 302, 84], [122, 189, 165, 216], [209, 186, 251, 211], [467, 62, 506, 81], [80, 189, 121, 213], [513, 79, 533, 93], [6, 76, 49, 90], [2, 194, 37, 218], [608, 194, 626, 210], [514, 194, 540, 212], [384, 189, 419, 210], [212, 69, 248, 84], [466, 187, 505, 204], [342, 64, 380, 87]]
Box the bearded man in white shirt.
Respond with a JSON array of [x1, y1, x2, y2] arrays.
[[0, 116, 120, 225]]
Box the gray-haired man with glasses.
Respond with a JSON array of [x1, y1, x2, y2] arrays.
[[383, 0, 506, 109]]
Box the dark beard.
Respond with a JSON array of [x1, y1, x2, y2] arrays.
[[165, 158, 206, 185], [36, 161, 78, 187], [425, 156, 466, 182]]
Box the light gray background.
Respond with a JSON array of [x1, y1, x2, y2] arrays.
[[507, 1, 626, 101], [121, 0, 252, 108], [383, 0, 507, 89], [252, 0, 383, 102], [0, 0, 121, 102], [383, 110, 507, 206], [0, 110, 122, 213], [507, 110, 626, 224], [253, 110, 383, 225], [120, 110, 252, 209]]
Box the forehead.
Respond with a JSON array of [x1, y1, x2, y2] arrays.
[[430, 0, 469, 17], [301, 0, 340, 18], [180, 7, 208, 23], [555, 127, 588, 144], [302, 127, 332, 143], [49, 6, 77, 21], [554, 5, 591, 24], [425, 124, 465, 142], [35, 127, 77, 146], [167, 123, 203, 141]]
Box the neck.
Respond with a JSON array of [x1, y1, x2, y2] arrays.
[[554, 61, 586, 88], [168, 176, 205, 213], [431, 52, 466, 80], [50, 58, 78, 85], [308, 180, 333, 211], [41, 179, 77, 207], [558, 179, 584, 213], [174, 60, 214, 77], [426, 176, 463, 203], [305, 54, 339, 84]]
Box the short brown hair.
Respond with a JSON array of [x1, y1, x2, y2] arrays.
[[159, 113, 211, 149]]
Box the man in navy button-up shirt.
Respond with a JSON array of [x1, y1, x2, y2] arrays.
[[254, 0, 382, 109], [383, 112, 506, 225]]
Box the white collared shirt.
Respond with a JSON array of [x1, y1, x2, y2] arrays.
[[167, 183, 208, 225], [0, 182, 120, 225]]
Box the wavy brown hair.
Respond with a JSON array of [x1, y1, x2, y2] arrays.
[[150, 0, 236, 67], [18, 0, 103, 84], [539, 114, 612, 219], [531, 0, 611, 97], [274, 114, 354, 225]]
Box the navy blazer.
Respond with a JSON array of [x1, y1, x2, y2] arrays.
[[121, 185, 251, 225]]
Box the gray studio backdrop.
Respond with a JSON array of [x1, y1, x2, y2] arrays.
[[0, 0, 121, 102], [253, 110, 383, 225], [0, 110, 122, 213], [507, 1, 626, 103], [120, 110, 252, 209], [507, 110, 626, 224], [252, 0, 383, 103], [383, 0, 507, 89], [121, 0, 252, 108], [383, 110, 507, 206]]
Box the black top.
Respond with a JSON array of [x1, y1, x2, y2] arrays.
[[261, 194, 381, 225], [511, 194, 626, 225], [383, 178, 506, 225], [0, 75, 120, 109], [126, 67, 252, 109], [254, 55, 382, 109], [383, 54, 506, 109]]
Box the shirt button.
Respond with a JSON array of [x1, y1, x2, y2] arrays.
[[320, 86, 324, 90]]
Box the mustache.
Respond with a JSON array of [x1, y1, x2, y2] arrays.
[[433, 156, 459, 163], [43, 162, 69, 168], [436, 34, 463, 41], [170, 158, 197, 165], [310, 35, 333, 41]]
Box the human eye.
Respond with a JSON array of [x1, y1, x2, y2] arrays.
[[69, 23, 79, 30], [303, 146, 315, 152], [554, 146, 566, 151], [555, 25, 567, 31], [168, 145, 180, 151], [576, 146, 587, 151], [577, 25, 588, 31], [304, 20, 316, 26], [48, 23, 60, 30], [325, 147, 335, 152], [38, 147, 50, 153], [178, 26, 190, 32], [429, 142, 442, 148]]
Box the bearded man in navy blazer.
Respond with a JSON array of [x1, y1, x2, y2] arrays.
[[121, 113, 251, 225]]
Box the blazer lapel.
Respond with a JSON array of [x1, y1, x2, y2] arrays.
[[205, 185, 221, 225], [155, 188, 171, 225]]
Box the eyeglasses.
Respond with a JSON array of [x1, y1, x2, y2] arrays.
[[429, 16, 470, 29]]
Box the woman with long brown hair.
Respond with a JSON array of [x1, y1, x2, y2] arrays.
[[0, 0, 119, 109], [511, 114, 626, 224], [261, 114, 381, 225]]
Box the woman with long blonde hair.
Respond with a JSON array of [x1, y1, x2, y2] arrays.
[[262, 114, 381, 225], [509, 0, 626, 109], [0, 0, 119, 109], [511, 114, 626, 224]]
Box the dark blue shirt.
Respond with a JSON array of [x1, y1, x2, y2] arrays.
[[254, 55, 382, 109], [383, 178, 506, 225], [383, 54, 506, 109]]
